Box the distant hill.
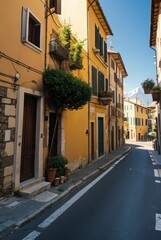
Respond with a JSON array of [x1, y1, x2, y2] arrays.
[[124, 87, 152, 106]]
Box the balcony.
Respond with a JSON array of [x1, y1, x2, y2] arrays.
[[49, 39, 69, 60], [98, 91, 113, 105]]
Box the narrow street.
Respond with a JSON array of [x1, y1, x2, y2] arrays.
[[5, 142, 161, 240]]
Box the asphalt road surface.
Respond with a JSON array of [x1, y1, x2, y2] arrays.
[[5, 142, 161, 240]]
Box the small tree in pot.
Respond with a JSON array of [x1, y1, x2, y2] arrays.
[[44, 69, 92, 174]]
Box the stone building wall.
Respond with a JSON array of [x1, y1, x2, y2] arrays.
[[0, 86, 17, 196]]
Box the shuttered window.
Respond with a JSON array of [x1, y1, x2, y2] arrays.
[[100, 36, 103, 56], [106, 78, 108, 91], [50, 0, 61, 14], [104, 41, 107, 62], [92, 66, 97, 96], [98, 71, 104, 93], [95, 25, 107, 63], [22, 7, 41, 50], [95, 25, 100, 49]]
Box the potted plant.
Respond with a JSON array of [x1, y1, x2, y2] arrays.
[[43, 69, 92, 158], [50, 156, 68, 185], [151, 85, 161, 101], [64, 167, 69, 178], [141, 78, 155, 94], [58, 22, 71, 49], [69, 39, 85, 70], [46, 157, 58, 183]]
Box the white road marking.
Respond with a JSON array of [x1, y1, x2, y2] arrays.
[[22, 231, 40, 240], [38, 166, 114, 229], [155, 180, 161, 183], [114, 160, 121, 165], [154, 169, 159, 178], [155, 214, 161, 231], [152, 162, 156, 165]]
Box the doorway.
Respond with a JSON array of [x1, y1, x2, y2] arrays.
[[49, 112, 61, 156], [98, 117, 104, 157], [91, 122, 95, 160], [20, 94, 37, 182]]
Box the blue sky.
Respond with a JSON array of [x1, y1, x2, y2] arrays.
[[99, 0, 156, 93]]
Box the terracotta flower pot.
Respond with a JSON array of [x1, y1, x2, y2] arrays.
[[151, 91, 161, 101], [64, 167, 69, 178], [144, 88, 150, 94], [47, 168, 57, 182], [53, 177, 60, 186]]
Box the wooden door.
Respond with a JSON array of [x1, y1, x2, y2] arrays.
[[111, 127, 114, 151], [49, 113, 59, 157], [91, 122, 94, 160], [98, 117, 104, 157], [20, 94, 37, 182]]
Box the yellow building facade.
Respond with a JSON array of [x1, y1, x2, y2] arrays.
[[108, 50, 128, 151], [45, 4, 89, 170], [124, 99, 150, 141], [45, 0, 113, 168], [0, 1, 46, 195], [0, 0, 113, 195], [87, 1, 113, 160]]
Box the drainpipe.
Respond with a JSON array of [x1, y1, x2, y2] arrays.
[[87, 0, 97, 164], [45, 0, 48, 70]]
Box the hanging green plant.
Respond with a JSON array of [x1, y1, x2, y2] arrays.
[[58, 22, 85, 70], [58, 22, 72, 49], [69, 39, 85, 70]]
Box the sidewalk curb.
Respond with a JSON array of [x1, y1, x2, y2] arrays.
[[14, 146, 132, 230]]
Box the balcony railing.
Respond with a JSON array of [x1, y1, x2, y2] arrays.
[[49, 39, 69, 60], [98, 91, 113, 105]]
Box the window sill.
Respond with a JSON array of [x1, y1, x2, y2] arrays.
[[22, 40, 42, 53], [96, 54, 108, 67]]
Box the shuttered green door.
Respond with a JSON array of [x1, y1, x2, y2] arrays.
[[98, 117, 104, 157]]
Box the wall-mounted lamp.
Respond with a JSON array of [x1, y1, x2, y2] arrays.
[[15, 72, 21, 81]]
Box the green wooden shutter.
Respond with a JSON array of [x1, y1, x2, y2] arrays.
[[95, 25, 100, 49], [104, 41, 107, 62], [98, 117, 104, 157], [106, 78, 108, 91], [98, 72, 104, 92], [92, 66, 97, 96]]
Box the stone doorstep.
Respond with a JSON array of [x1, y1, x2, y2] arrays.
[[20, 177, 46, 191], [20, 181, 51, 199]]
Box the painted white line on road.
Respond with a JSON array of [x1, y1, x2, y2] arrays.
[[22, 231, 41, 240], [114, 155, 126, 166], [155, 180, 161, 183], [154, 169, 159, 178], [38, 166, 114, 229], [155, 214, 161, 231], [152, 162, 156, 165], [114, 160, 121, 165]]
